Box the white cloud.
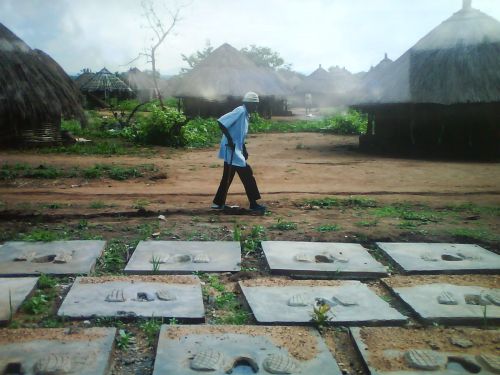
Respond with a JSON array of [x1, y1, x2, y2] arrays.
[[1, 0, 499, 75]]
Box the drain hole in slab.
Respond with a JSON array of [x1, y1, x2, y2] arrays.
[[32, 255, 56, 263], [447, 357, 481, 373], [4, 362, 24, 375], [315, 255, 334, 263], [226, 357, 259, 374], [441, 254, 463, 261]]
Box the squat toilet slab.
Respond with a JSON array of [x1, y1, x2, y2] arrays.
[[0, 327, 116, 375], [350, 327, 500, 375], [0, 277, 38, 322], [153, 325, 342, 375], [239, 279, 407, 325], [262, 241, 387, 278], [0, 241, 106, 276], [58, 276, 205, 322], [124, 241, 241, 274], [388, 283, 500, 325], [376, 243, 500, 274]]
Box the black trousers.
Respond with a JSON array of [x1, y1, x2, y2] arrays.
[[213, 162, 261, 206]]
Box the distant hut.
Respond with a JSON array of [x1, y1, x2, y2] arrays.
[[0, 22, 85, 146], [74, 68, 95, 89], [295, 64, 336, 107], [174, 43, 289, 118], [360, 53, 393, 94], [121, 68, 156, 102], [80, 68, 133, 107], [354, 0, 500, 157]]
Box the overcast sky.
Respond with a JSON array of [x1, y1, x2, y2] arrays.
[[2, 0, 500, 76]]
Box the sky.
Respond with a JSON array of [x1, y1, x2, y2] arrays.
[[1, 0, 500, 76]]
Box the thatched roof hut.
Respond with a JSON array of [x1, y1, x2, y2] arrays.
[[74, 69, 95, 88], [175, 43, 288, 99], [121, 68, 156, 102], [355, 0, 500, 157], [295, 64, 335, 96], [174, 43, 289, 117], [80, 68, 132, 106], [0, 22, 85, 145]]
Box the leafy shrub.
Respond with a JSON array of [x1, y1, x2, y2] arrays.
[[123, 105, 186, 146], [182, 117, 219, 147], [321, 110, 367, 135]]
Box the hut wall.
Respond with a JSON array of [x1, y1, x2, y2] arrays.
[[357, 102, 499, 158]]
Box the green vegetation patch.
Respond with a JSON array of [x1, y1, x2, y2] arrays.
[[1, 163, 157, 181]]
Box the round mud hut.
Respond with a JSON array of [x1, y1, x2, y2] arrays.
[[173, 43, 290, 118], [0, 22, 86, 146], [355, 0, 500, 158], [79, 68, 133, 108], [74, 68, 96, 89]]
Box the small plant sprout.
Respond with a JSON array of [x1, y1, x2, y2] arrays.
[[8, 289, 13, 322], [116, 329, 134, 350], [151, 255, 162, 274], [311, 298, 333, 331]]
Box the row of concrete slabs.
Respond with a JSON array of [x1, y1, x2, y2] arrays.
[[3, 276, 498, 326], [1, 241, 498, 277]]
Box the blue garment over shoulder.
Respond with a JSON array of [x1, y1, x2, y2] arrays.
[[217, 105, 249, 167]]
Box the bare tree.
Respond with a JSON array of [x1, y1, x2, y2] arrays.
[[129, 0, 184, 109]]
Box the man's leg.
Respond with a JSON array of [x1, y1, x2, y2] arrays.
[[213, 162, 236, 206], [235, 164, 262, 208]]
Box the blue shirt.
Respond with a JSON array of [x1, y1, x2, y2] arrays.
[[217, 105, 249, 167]]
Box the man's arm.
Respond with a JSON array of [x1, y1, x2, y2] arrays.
[[218, 121, 235, 149]]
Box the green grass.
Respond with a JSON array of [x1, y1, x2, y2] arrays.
[[355, 220, 378, 227], [19, 229, 69, 242], [269, 218, 297, 231], [316, 224, 341, 232], [448, 227, 499, 242], [96, 240, 131, 274], [1, 163, 157, 181], [22, 291, 50, 314], [89, 201, 108, 209], [303, 196, 376, 209], [139, 318, 162, 346]]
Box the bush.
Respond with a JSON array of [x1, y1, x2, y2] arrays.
[[321, 110, 367, 135], [123, 105, 186, 146], [182, 117, 220, 148]]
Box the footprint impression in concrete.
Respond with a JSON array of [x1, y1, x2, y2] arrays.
[[376, 243, 500, 274], [239, 279, 407, 325], [153, 325, 342, 375], [124, 241, 241, 274], [0, 241, 106, 276], [351, 327, 500, 374], [58, 276, 204, 321], [262, 241, 387, 278], [0, 327, 116, 375]]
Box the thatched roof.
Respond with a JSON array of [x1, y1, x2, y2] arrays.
[[276, 69, 305, 91], [174, 43, 288, 99], [121, 68, 155, 91], [361, 1, 500, 105], [80, 68, 132, 93], [74, 69, 95, 88], [295, 65, 336, 95], [0, 22, 85, 127]]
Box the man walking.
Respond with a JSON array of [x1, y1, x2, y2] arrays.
[[211, 91, 266, 213]]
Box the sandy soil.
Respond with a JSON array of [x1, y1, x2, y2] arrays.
[[1, 133, 499, 212], [0, 327, 107, 344], [358, 327, 500, 372], [382, 275, 500, 289], [79, 275, 198, 284]]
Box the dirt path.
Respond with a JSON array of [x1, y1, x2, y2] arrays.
[[1, 133, 499, 211]]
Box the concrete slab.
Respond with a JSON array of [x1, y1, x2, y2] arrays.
[[390, 283, 500, 325], [58, 276, 204, 322], [124, 241, 241, 274], [351, 327, 500, 375], [0, 277, 38, 323], [239, 280, 407, 325], [153, 325, 341, 375], [0, 327, 115, 375], [376, 243, 500, 274], [262, 241, 387, 278], [0, 241, 106, 276]]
